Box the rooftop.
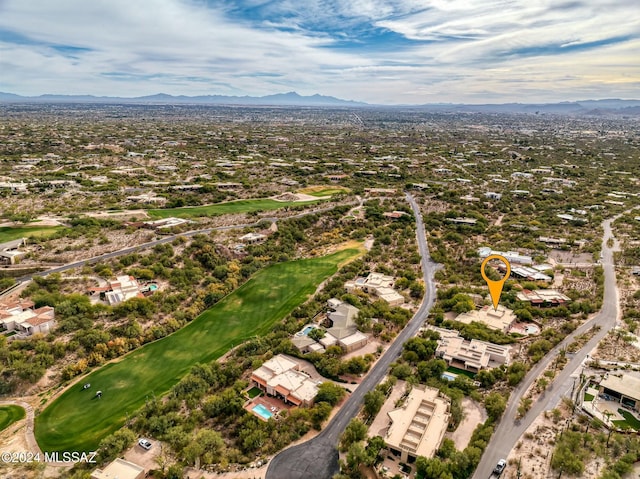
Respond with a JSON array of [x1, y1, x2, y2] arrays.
[[600, 374, 640, 401]]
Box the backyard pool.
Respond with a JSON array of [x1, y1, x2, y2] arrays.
[[441, 372, 458, 381], [295, 325, 317, 337], [252, 403, 273, 420]]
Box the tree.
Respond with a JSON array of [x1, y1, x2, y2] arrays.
[[363, 390, 385, 418], [308, 328, 326, 342], [365, 436, 386, 465], [97, 428, 136, 462], [315, 382, 346, 406], [340, 419, 367, 452], [484, 392, 507, 422]]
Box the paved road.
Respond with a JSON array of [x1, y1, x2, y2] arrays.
[[472, 216, 621, 479], [266, 192, 439, 479], [13, 202, 356, 284]]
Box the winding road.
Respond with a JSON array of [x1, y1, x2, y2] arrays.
[[472, 216, 621, 479], [12, 201, 357, 284], [265, 192, 439, 479]]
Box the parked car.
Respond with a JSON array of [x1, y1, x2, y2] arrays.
[[493, 459, 506, 476], [138, 438, 152, 450]]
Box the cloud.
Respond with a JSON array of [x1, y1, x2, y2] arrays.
[[0, 0, 637, 102]]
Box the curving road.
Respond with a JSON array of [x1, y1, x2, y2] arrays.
[[472, 216, 621, 479], [13, 202, 357, 284], [265, 192, 439, 479]]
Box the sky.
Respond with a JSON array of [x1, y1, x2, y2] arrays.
[[0, 0, 638, 104]]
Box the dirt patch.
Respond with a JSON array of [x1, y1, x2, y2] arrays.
[[272, 192, 320, 202], [446, 397, 487, 450]]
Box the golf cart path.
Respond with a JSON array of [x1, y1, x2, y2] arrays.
[[0, 399, 41, 456]]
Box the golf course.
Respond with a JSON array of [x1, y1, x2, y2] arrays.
[[35, 246, 362, 453], [148, 197, 320, 219], [0, 225, 63, 243], [0, 405, 26, 432]]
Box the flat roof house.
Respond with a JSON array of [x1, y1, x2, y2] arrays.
[[383, 385, 450, 463], [91, 458, 145, 479], [599, 374, 640, 413], [251, 355, 319, 407], [516, 289, 571, 306], [345, 272, 404, 306], [429, 326, 510, 373], [454, 305, 516, 333]]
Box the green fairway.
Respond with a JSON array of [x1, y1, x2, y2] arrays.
[[0, 405, 26, 431], [0, 226, 62, 243], [148, 198, 321, 219], [35, 247, 362, 453]]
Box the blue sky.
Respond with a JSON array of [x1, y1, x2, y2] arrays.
[[0, 0, 638, 103]]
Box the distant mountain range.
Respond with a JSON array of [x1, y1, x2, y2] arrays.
[[1, 91, 639, 115], [0, 91, 366, 107]]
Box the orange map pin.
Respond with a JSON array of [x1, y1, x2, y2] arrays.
[[481, 254, 510, 310]]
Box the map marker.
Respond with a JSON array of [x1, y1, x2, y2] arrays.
[[481, 254, 510, 310]]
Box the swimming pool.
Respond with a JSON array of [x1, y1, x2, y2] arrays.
[[302, 325, 315, 335], [441, 372, 458, 381], [252, 403, 273, 420]]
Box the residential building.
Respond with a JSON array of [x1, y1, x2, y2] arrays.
[[505, 264, 552, 282], [428, 326, 510, 372], [89, 276, 145, 305], [454, 305, 516, 333], [477, 247, 533, 265], [250, 355, 319, 406], [126, 192, 166, 204], [324, 299, 368, 352], [599, 374, 640, 413], [382, 385, 450, 462], [143, 217, 192, 230], [91, 458, 145, 479], [345, 272, 404, 306], [0, 299, 56, 336], [0, 238, 27, 265], [383, 211, 409, 219], [240, 232, 267, 244], [446, 217, 478, 225], [516, 289, 571, 306]]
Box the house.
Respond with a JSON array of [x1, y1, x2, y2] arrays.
[[504, 264, 552, 282], [324, 174, 349, 182], [324, 299, 368, 352], [240, 232, 267, 244], [516, 289, 571, 306], [383, 211, 409, 219], [538, 236, 567, 246], [446, 217, 478, 225], [345, 273, 404, 306], [126, 192, 166, 204], [599, 374, 640, 413], [0, 238, 27, 265], [89, 276, 145, 305], [429, 326, 510, 373], [477, 247, 533, 265], [143, 217, 192, 230], [91, 458, 145, 479], [250, 355, 319, 407], [381, 385, 450, 462], [0, 299, 56, 336], [454, 305, 516, 333]]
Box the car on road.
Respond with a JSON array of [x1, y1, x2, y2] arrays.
[[138, 438, 152, 450], [493, 459, 506, 476]]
